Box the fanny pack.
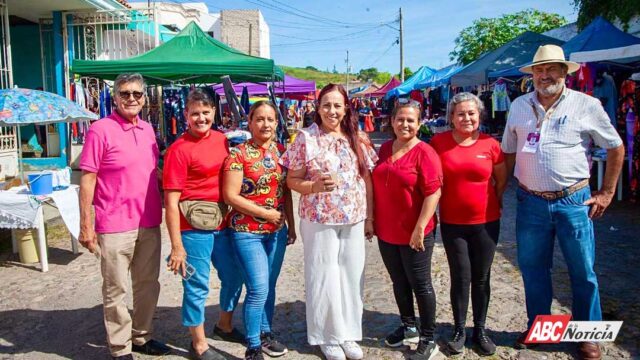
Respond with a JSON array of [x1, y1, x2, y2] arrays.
[[178, 201, 228, 230]]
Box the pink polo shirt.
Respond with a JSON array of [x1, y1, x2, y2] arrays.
[[79, 112, 162, 233]]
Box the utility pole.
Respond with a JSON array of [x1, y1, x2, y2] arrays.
[[399, 7, 404, 82], [345, 50, 350, 92]]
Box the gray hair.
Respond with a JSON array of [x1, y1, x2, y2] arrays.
[[113, 73, 145, 93], [447, 92, 484, 125]]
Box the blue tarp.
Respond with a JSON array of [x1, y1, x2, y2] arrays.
[[414, 64, 465, 89], [450, 31, 564, 87], [563, 16, 640, 64], [488, 66, 525, 78], [385, 66, 436, 99]]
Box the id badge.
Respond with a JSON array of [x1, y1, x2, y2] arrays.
[[522, 132, 540, 153]]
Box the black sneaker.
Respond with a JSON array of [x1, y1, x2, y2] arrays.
[[212, 324, 246, 344], [447, 327, 466, 354], [131, 339, 171, 355], [384, 325, 419, 347], [189, 343, 226, 360], [409, 338, 440, 360], [260, 332, 288, 357], [473, 327, 496, 356], [514, 329, 539, 350], [245, 347, 264, 360]]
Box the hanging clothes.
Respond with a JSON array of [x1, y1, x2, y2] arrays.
[[491, 81, 511, 118], [593, 72, 618, 126]]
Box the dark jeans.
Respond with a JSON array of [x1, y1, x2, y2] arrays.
[[378, 231, 436, 340], [441, 220, 500, 329]]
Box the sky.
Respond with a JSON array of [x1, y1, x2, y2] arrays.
[[131, 0, 578, 74]]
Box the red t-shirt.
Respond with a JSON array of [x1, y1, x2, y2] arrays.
[[430, 131, 504, 225], [372, 141, 443, 245], [163, 130, 229, 231], [223, 139, 286, 234]]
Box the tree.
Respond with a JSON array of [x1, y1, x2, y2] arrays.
[[332, 64, 338, 74], [397, 67, 413, 80], [305, 65, 319, 71], [374, 72, 392, 85], [450, 9, 566, 64], [573, 0, 640, 31], [358, 67, 379, 81]]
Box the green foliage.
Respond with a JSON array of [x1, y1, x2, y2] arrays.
[[374, 72, 392, 84], [305, 65, 319, 71], [280, 65, 345, 89], [332, 64, 338, 74], [397, 67, 413, 79], [573, 0, 640, 31], [450, 9, 566, 64], [358, 67, 379, 81]]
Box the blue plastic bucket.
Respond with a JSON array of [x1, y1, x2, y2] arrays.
[[28, 172, 53, 195]]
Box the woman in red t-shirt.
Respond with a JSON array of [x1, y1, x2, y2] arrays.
[[372, 101, 443, 360], [164, 89, 243, 360], [222, 101, 296, 360], [430, 92, 507, 356]]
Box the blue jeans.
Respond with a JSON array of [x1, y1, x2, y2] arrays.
[[212, 231, 244, 312], [181, 229, 244, 327], [516, 186, 601, 328], [231, 227, 288, 349]]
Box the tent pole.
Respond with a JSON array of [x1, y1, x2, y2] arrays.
[[16, 125, 24, 183]]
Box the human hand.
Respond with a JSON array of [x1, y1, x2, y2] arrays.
[[287, 227, 297, 245], [311, 174, 336, 193], [583, 190, 614, 219], [79, 227, 99, 254], [409, 226, 425, 252], [364, 219, 375, 242], [264, 209, 284, 225], [167, 247, 187, 277]]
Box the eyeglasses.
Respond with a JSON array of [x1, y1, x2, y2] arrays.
[[118, 91, 144, 100]]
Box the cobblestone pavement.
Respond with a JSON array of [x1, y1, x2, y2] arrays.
[[0, 133, 638, 359]]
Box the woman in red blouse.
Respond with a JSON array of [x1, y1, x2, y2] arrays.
[[372, 101, 443, 360], [430, 92, 507, 356], [222, 101, 295, 360]]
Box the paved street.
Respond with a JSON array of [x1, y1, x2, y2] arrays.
[[0, 133, 639, 359]]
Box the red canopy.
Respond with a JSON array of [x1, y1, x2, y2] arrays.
[[368, 77, 401, 97]]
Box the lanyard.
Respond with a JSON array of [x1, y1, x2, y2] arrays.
[[530, 93, 566, 130]]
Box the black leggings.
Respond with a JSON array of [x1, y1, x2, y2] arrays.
[[378, 231, 436, 340], [441, 221, 500, 329]]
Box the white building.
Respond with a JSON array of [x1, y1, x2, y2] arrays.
[[129, 2, 270, 58]]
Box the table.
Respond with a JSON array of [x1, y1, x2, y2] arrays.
[[1, 185, 80, 272], [591, 154, 625, 201]]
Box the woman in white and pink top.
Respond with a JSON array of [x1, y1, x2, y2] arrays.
[[280, 83, 377, 360]]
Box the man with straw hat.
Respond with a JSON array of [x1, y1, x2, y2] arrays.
[[502, 45, 624, 359]]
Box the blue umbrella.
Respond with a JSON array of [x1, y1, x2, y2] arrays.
[[0, 88, 99, 180]]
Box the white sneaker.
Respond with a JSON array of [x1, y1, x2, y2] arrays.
[[340, 341, 363, 360], [320, 344, 346, 360]]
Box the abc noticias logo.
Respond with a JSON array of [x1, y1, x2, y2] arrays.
[[524, 315, 623, 344]]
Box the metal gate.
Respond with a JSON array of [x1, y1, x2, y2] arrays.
[[0, 0, 17, 160]]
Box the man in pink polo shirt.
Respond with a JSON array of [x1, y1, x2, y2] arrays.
[[79, 73, 169, 360]]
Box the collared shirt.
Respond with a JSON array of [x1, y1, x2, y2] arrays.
[[501, 87, 622, 192], [79, 111, 162, 233], [224, 139, 287, 234], [279, 123, 378, 225]]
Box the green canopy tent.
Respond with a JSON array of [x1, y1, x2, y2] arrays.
[[71, 21, 284, 84]]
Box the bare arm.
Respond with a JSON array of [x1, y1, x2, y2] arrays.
[[584, 144, 625, 218], [504, 153, 516, 178], [363, 170, 375, 240], [285, 166, 334, 195], [493, 161, 508, 208], [283, 185, 296, 244], [165, 190, 187, 276], [223, 169, 282, 224], [79, 171, 98, 253], [410, 189, 442, 251]]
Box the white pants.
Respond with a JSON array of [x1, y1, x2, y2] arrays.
[[300, 219, 365, 345]]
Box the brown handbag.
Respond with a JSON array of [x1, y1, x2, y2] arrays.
[[178, 201, 229, 230]]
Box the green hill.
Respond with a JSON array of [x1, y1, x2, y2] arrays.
[[279, 66, 346, 89]]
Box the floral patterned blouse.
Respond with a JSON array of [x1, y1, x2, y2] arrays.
[[224, 139, 286, 234], [279, 123, 378, 225]]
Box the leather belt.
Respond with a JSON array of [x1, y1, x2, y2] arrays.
[[518, 179, 590, 200]]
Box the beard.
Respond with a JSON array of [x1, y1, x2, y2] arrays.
[[535, 81, 564, 97]]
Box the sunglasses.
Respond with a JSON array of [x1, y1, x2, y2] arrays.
[[118, 91, 144, 100]]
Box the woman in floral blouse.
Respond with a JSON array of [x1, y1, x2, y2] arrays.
[[222, 101, 296, 360], [280, 83, 377, 360]]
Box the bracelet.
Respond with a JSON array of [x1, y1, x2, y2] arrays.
[[365, 218, 374, 222]]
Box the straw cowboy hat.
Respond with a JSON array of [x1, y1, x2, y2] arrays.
[[519, 44, 580, 74]]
